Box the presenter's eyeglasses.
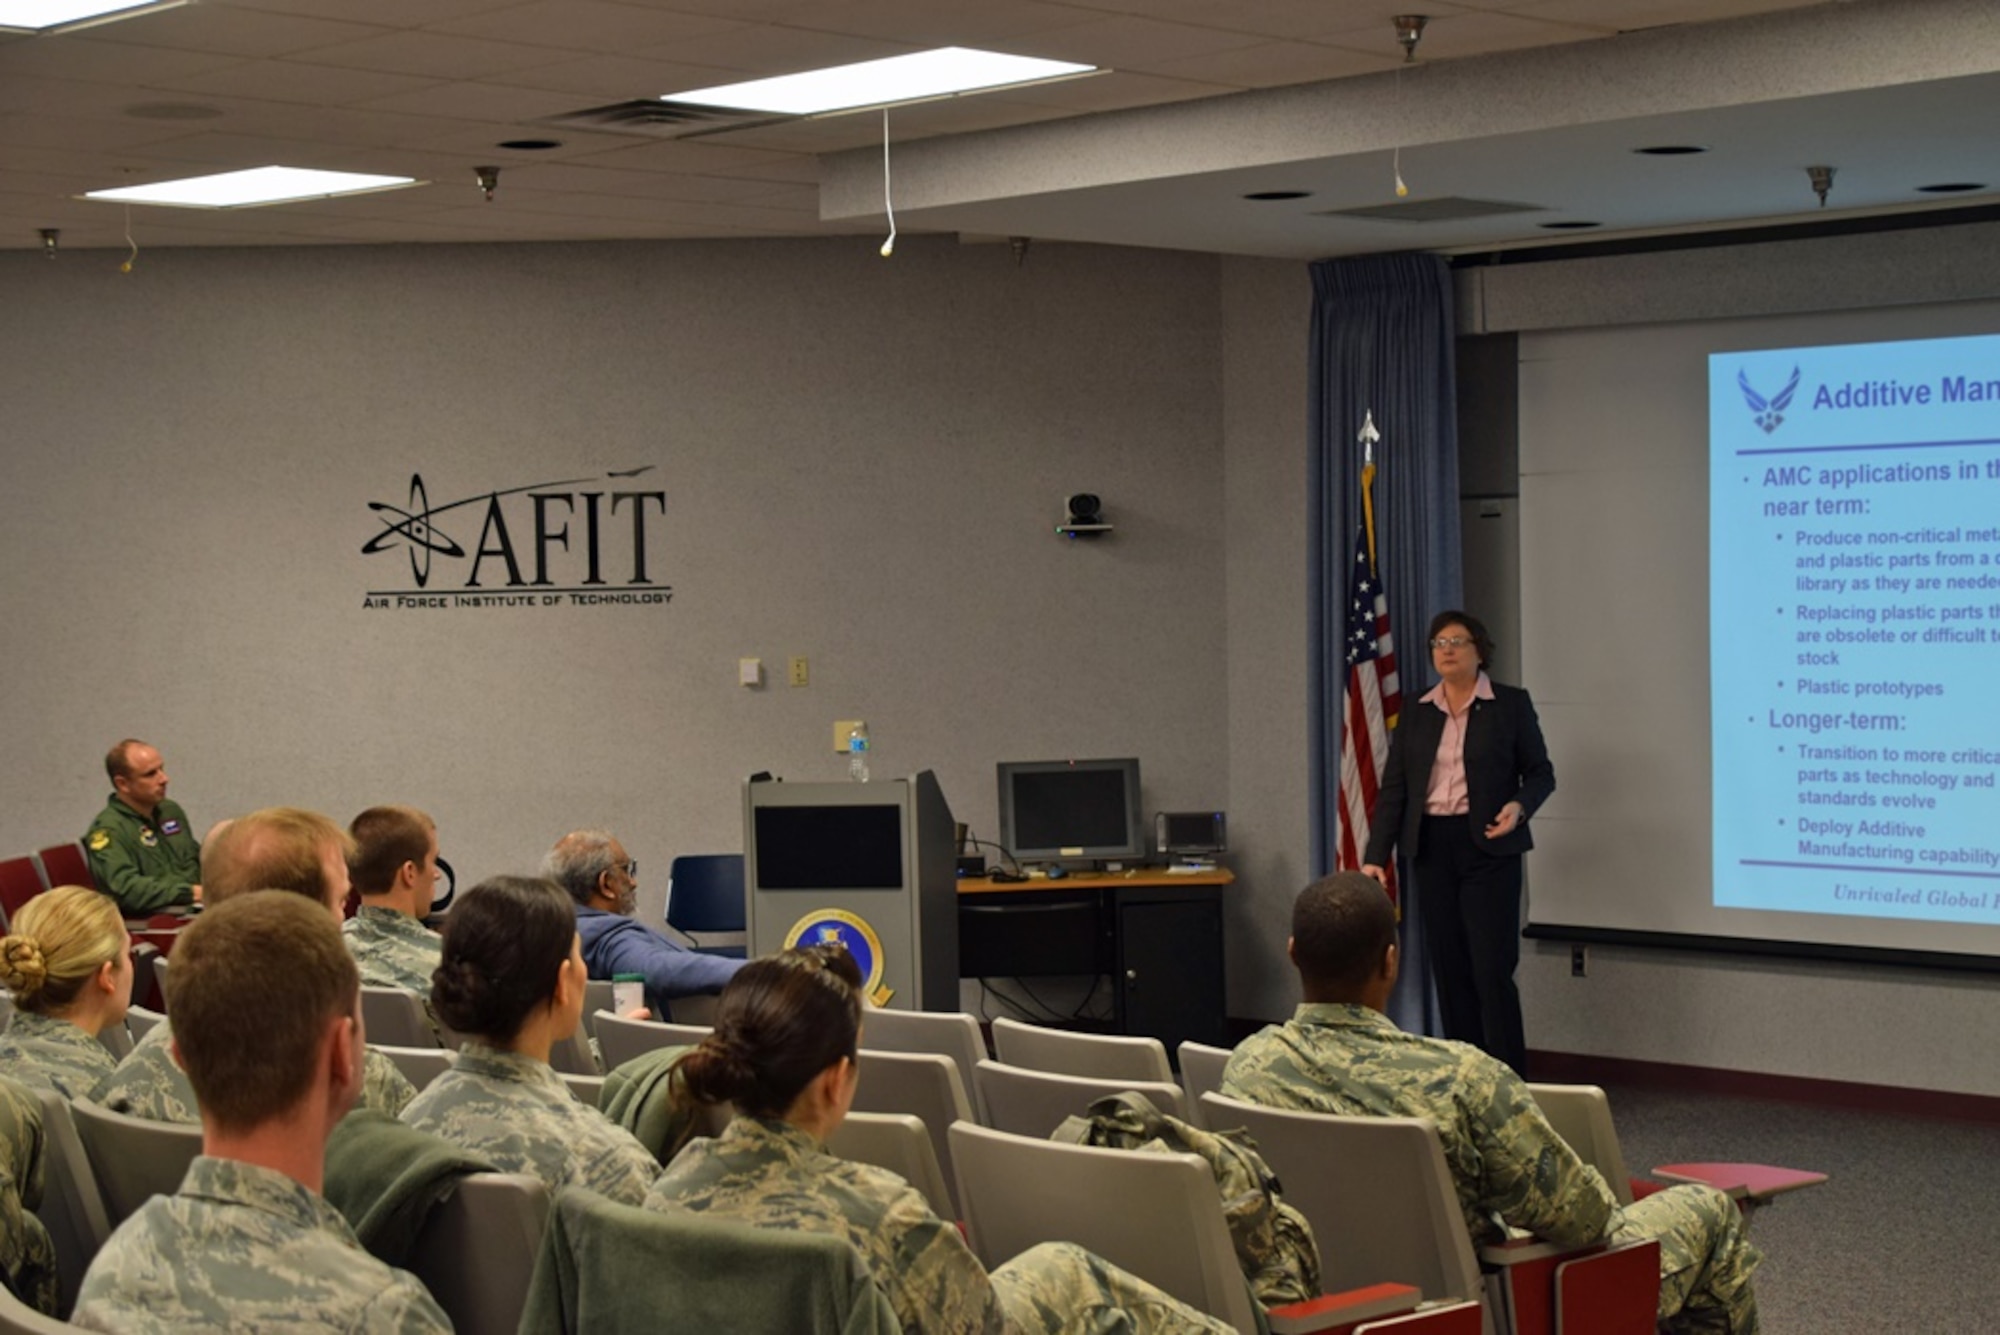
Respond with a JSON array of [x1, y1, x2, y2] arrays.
[[1429, 636, 1475, 649]]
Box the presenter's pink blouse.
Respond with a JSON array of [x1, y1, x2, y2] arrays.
[[1422, 672, 1496, 816]]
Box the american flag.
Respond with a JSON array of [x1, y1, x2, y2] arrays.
[[1336, 526, 1400, 896]]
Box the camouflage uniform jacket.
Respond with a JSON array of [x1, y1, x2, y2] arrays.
[[649, 1117, 1235, 1335], [83, 794, 199, 914], [90, 1018, 417, 1123], [1224, 1002, 1615, 1245], [341, 906, 445, 1039], [0, 1076, 58, 1316], [69, 1155, 449, 1333], [340, 906, 440, 997], [0, 1010, 120, 1100], [1223, 1003, 1763, 1335], [398, 1041, 658, 1205], [648, 1115, 1008, 1335]]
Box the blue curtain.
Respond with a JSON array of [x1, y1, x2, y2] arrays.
[[1306, 252, 1463, 1032]]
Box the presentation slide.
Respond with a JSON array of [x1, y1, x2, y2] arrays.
[[1712, 333, 2000, 929]]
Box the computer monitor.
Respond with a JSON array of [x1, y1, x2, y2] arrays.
[[1156, 811, 1226, 857], [995, 757, 1145, 863]]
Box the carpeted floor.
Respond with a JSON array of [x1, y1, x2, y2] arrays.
[[1602, 1083, 2000, 1333]]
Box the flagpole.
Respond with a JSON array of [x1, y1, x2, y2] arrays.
[[1359, 409, 1381, 574]]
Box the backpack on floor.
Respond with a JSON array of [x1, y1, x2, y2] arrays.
[[1052, 1090, 1321, 1306]]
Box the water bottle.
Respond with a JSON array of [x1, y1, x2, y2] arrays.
[[847, 722, 870, 783]]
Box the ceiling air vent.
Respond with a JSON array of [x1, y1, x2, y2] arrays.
[[1316, 196, 1545, 223], [538, 99, 794, 141]]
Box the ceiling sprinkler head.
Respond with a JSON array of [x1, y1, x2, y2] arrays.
[[1807, 165, 1834, 208], [474, 165, 500, 202], [1394, 14, 1428, 63], [39, 228, 59, 258]]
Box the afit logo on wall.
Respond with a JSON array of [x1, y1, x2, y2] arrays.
[[361, 467, 671, 609]]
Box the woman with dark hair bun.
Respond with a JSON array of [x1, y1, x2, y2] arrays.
[[399, 876, 659, 1204], [648, 945, 1231, 1334]]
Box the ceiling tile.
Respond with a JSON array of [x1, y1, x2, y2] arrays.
[[99, 130, 402, 170], [472, 159, 792, 204], [998, 15, 1272, 68], [350, 79, 603, 123], [1064, 1, 1479, 44], [0, 111, 208, 153], [982, 69, 1238, 114], [65, 7, 394, 59], [635, 24, 911, 78], [1316, 10, 1609, 61], [395, 122, 646, 159], [285, 31, 575, 80], [146, 59, 439, 106], [562, 136, 805, 174], [1138, 40, 1397, 89], [1508, 0, 1823, 31], [0, 38, 244, 86], [479, 52, 746, 97], [738, 0, 1100, 46], [226, 0, 527, 25], [427, 2, 753, 54]]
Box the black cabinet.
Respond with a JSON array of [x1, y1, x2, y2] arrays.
[[1114, 884, 1228, 1049]]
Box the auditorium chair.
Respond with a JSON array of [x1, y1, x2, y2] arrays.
[[67, 1098, 202, 1228], [1200, 1093, 1660, 1335], [26, 1088, 110, 1318], [33, 844, 94, 893], [407, 1172, 549, 1335], [592, 1011, 710, 1071], [857, 1005, 990, 1122], [950, 1122, 1444, 1335], [1177, 1039, 1235, 1128], [990, 1016, 1173, 1083], [973, 1059, 1188, 1138]]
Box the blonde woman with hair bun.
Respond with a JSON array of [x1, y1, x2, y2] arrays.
[[0, 886, 134, 1098]]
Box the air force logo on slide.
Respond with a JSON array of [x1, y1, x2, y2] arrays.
[[1738, 365, 1802, 434]]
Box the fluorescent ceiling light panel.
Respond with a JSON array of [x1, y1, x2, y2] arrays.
[[668, 47, 1096, 116], [0, 0, 182, 32], [84, 166, 420, 209]]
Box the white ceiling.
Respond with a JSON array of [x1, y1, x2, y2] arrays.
[[0, 0, 1993, 257]]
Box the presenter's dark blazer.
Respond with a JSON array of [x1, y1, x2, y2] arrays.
[[1362, 681, 1556, 866]]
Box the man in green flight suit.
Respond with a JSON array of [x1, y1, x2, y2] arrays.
[[84, 739, 202, 915]]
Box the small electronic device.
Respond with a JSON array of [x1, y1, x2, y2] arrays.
[[996, 757, 1143, 866], [1156, 811, 1226, 869]]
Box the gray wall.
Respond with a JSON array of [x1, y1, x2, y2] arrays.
[[3, 234, 1319, 1022], [1220, 256, 1313, 1023]]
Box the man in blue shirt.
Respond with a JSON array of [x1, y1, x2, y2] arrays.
[[543, 829, 742, 1021]]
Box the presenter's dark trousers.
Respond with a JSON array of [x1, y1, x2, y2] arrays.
[[1416, 814, 1527, 1076]]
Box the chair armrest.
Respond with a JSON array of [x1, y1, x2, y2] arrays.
[[1267, 1283, 1422, 1335], [1477, 1238, 1658, 1335], [1650, 1162, 1828, 1202], [1353, 1303, 1483, 1335]]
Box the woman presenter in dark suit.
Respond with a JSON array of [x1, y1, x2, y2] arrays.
[[1361, 610, 1554, 1075]]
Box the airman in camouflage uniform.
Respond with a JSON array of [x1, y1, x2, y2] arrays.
[[1225, 872, 1762, 1335], [399, 1040, 658, 1205], [341, 905, 445, 1041], [0, 1076, 58, 1317], [91, 1019, 417, 1122], [646, 1115, 1235, 1335], [0, 1010, 119, 1100], [69, 1155, 449, 1333], [341, 907, 441, 997], [342, 807, 447, 1039]]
